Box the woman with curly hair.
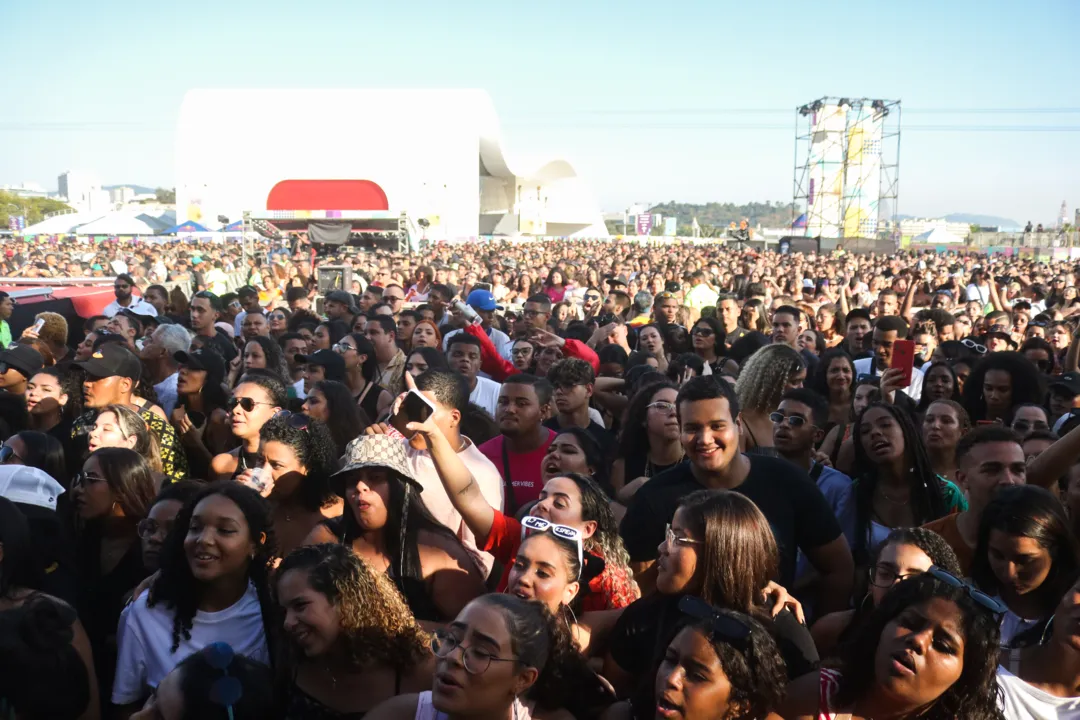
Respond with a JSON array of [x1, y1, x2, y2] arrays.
[[781, 572, 1007, 720], [112, 482, 276, 713], [611, 381, 683, 503], [811, 527, 963, 660], [961, 351, 1046, 424], [734, 344, 806, 457], [276, 543, 434, 718], [606, 600, 788, 720], [255, 412, 343, 557], [301, 380, 369, 457], [368, 594, 608, 720]]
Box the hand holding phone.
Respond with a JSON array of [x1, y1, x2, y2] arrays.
[[389, 389, 437, 437], [890, 339, 916, 388]]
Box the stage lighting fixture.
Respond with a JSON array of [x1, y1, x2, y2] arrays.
[[810, 100, 824, 112], [871, 100, 885, 112], [798, 105, 811, 116], [838, 98, 852, 109]]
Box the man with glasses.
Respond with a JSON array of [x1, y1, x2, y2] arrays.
[[103, 273, 157, 318], [542, 358, 616, 463], [381, 284, 406, 318], [520, 294, 552, 335], [923, 426, 1026, 574], [581, 287, 603, 320], [772, 389, 855, 579]]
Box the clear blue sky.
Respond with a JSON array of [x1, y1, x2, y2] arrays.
[[3, 0, 1078, 225]]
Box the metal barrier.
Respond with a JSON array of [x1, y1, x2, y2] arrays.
[[0, 276, 116, 286]]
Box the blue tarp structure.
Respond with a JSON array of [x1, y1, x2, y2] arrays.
[[791, 213, 807, 229], [163, 221, 209, 234]]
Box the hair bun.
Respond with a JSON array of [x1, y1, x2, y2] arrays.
[[17, 597, 76, 652]]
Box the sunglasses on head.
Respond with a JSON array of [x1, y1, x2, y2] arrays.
[[520, 515, 583, 579], [962, 338, 988, 354], [227, 396, 275, 412], [677, 595, 752, 650], [274, 410, 311, 431], [927, 565, 1007, 616]]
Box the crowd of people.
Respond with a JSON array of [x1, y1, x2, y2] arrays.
[[3, 235, 1080, 718]]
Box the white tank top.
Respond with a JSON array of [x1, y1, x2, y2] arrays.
[[413, 691, 533, 720]]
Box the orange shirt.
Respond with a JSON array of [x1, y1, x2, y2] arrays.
[[922, 513, 975, 576]]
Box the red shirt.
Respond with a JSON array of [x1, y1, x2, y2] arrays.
[[482, 510, 639, 611], [478, 431, 555, 511]]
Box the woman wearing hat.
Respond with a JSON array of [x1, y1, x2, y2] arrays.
[[304, 434, 486, 623]]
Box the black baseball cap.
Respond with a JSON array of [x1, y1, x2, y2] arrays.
[[296, 349, 345, 381], [174, 349, 227, 379], [0, 345, 44, 379], [324, 290, 356, 309], [75, 343, 142, 381], [1052, 372, 1080, 396]]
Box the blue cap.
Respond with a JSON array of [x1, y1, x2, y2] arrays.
[[466, 289, 497, 311]]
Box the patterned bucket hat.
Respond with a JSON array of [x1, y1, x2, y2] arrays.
[[333, 434, 422, 493]]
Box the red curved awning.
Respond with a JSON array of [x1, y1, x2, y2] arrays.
[[267, 180, 389, 211]]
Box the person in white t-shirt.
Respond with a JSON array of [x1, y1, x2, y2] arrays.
[[112, 483, 273, 711], [402, 369, 505, 576], [446, 333, 501, 417], [996, 575, 1080, 719]]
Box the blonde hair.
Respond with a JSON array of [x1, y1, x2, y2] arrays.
[[734, 344, 805, 414], [33, 312, 68, 352]]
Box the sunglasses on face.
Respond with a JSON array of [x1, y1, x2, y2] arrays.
[[227, 396, 275, 412], [769, 412, 811, 427], [692, 328, 714, 337]]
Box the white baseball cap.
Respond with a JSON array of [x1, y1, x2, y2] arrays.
[[0, 466, 65, 512]]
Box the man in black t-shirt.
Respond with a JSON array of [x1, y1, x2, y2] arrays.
[[619, 375, 853, 614], [543, 358, 617, 464]]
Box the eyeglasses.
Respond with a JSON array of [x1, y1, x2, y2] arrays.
[[522, 309, 543, 318], [869, 564, 923, 588], [227, 396, 275, 413], [769, 412, 809, 427], [962, 339, 988, 354], [692, 328, 714, 336], [512, 346, 534, 356], [0, 444, 23, 464], [72, 471, 105, 488], [385, 295, 404, 303], [431, 628, 517, 675], [520, 515, 583, 578], [677, 595, 751, 650], [927, 565, 1008, 616], [664, 523, 704, 549], [137, 518, 173, 539], [204, 642, 243, 720], [648, 401, 677, 414]]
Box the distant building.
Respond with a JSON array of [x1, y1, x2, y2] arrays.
[[109, 186, 135, 205], [896, 218, 971, 239], [1058, 201, 1069, 229], [57, 171, 102, 210], [1, 182, 50, 199]]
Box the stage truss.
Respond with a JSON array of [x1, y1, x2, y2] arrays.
[[791, 97, 901, 242]]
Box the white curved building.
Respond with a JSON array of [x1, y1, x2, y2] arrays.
[[175, 89, 608, 241]]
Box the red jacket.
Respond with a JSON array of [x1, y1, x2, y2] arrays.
[[464, 324, 599, 381]]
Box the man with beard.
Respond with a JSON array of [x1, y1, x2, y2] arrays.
[[103, 274, 157, 318], [619, 375, 853, 610], [478, 374, 557, 513]]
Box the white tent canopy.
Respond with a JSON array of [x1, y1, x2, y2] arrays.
[[20, 208, 175, 236], [913, 227, 964, 244]]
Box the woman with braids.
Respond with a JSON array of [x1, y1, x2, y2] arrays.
[[112, 482, 276, 713], [368, 594, 609, 720], [961, 351, 1046, 424], [275, 543, 434, 718], [734, 343, 807, 457], [605, 490, 818, 699], [254, 412, 343, 557], [304, 435, 485, 623], [603, 600, 788, 720], [301, 379, 369, 457], [811, 527, 963, 660], [781, 572, 1007, 720], [850, 402, 966, 572]]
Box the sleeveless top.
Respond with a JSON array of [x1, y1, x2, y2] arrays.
[[355, 382, 387, 423], [321, 518, 442, 622], [285, 670, 402, 720], [817, 668, 852, 720], [413, 691, 532, 720]]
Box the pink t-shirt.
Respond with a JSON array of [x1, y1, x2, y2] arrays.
[[478, 430, 556, 511]]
